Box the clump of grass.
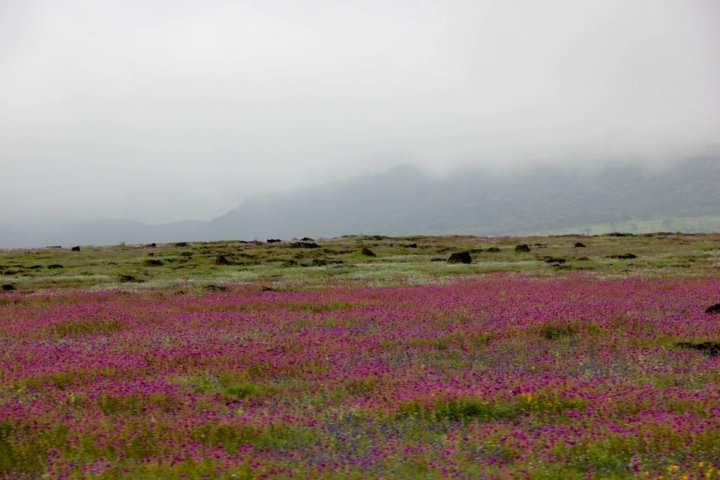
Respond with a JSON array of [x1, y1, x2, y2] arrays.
[[192, 422, 317, 453], [51, 319, 122, 338], [344, 376, 379, 396], [536, 319, 600, 340], [399, 394, 587, 423]]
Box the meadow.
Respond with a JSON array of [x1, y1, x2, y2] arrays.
[[1, 234, 720, 479]]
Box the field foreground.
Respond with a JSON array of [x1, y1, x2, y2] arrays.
[[2, 274, 720, 478]]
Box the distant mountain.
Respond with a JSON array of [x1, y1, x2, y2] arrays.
[[2, 153, 719, 248]]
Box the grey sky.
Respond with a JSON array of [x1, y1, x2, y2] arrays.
[[2, 0, 719, 224]]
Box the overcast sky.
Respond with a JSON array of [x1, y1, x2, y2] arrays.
[[2, 0, 719, 224]]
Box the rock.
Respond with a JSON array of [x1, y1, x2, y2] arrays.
[[608, 253, 637, 260], [118, 274, 143, 283], [205, 284, 227, 292], [71, 246, 81, 252], [215, 255, 231, 265], [174, 242, 188, 247], [447, 251, 472, 264], [46, 245, 63, 249], [430, 257, 444, 262], [705, 304, 720, 315], [574, 242, 587, 248], [676, 341, 720, 357], [47, 264, 64, 269], [2, 284, 16, 291], [515, 244, 531, 253], [576, 257, 590, 261], [146, 243, 157, 248], [486, 247, 501, 253], [30, 265, 43, 270], [267, 239, 282, 244], [301, 237, 315, 242], [543, 257, 566, 264], [291, 242, 320, 249], [143, 259, 164, 267], [361, 247, 376, 257], [406, 243, 418, 248], [261, 286, 276, 292]]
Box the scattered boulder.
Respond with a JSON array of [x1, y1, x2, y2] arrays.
[[146, 243, 157, 248], [2, 284, 16, 291], [574, 242, 587, 248], [143, 259, 164, 267], [301, 237, 315, 242], [174, 242, 188, 247], [676, 341, 720, 357], [118, 274, 143, 283], [430, 257, 445, 262], [608, 253, 637, 260], [215, 255, 231, 266], [705, 304, 720, 315], [30, 265, 43, 270], [406, 243, 418, 248], [266, 239, 282, 244], [291, 241, 320, 249], [486, 247, 501, 253], [47, 264, 64, 269], [543, 257, 566, 264], [515, 244, 531, 253], [361, 247, 377, 257], [71, 246, 81, 252], [576, 257, 590, 261], [447, 251, 472, 264]]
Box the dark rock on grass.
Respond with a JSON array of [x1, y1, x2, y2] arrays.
[[261, 286, 276, 292], [30, 265, 43, 270], [486, 247, 501, 253], [266, 238, 282, 243], [574, 242, 587, 248], [291, 241, 320, 249], [301, 237, 315, 242], [543, 257, 566, 264], [676, 341, 720, 357], [71, 246, 81, 252], [361, 247, 377, 257], [406, 243, 418, 248], [174, 242, 188, 247], [215, 255, 232, 266], [608, 253, 637, 260], [205, 284, 227, 292], [576, 257, 590, 261], [118, 274, 143, 283], [447, 251, 472, 264], [608, 232, 634, 237], [2, 284, 16, 291], [146, 243, 157, 248], [143, 259, 164, 267], [47, 264, 64, 269], [3, 270, 19, 275], [706, 304, 720, 315], [515, 244, 531, 253], [431, 257, 445, 262]]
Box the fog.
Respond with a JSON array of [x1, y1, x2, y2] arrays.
[[2, 0, 719, 229]]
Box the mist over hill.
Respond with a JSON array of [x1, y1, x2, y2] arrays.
[[2, 153, 720, 248]]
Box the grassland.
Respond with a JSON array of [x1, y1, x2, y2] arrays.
[[1, 233, 720, 479], [2, 233, 719, 293]]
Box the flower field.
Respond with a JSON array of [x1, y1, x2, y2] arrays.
[[2, 274, 720, 478]]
